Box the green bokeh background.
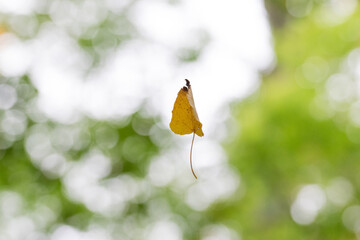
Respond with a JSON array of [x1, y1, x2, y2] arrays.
[[0, 0, 360, 239]]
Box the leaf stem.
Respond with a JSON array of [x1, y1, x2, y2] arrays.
[[190, 132, 197, 179]]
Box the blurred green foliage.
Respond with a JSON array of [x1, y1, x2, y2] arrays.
[[208, 3, 360, 240]]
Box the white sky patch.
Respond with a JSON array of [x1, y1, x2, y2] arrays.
[[148, 153, 179, 187], [20, 0, 274, 126], [183, 0, 273, 70], [146, 220, 183, 240], [0, 0, 39, 15], [291, 184, 326, 225], [130, 1, 194, 48], [186, 167, 240, 211], [0, 34, 32, 77], [29, 24, 90, 123]]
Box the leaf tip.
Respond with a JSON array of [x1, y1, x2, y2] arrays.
[[185, 79, 190, 88]]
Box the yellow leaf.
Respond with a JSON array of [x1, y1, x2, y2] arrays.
[[0, 25, 6, 35], [170, 79, 204, 137], [169, 79, 204, 179]]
